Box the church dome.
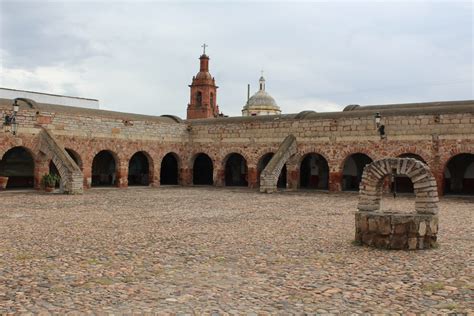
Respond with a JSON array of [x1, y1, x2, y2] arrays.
[[242, 75, 281, 116], [244, 90, 279, 109]]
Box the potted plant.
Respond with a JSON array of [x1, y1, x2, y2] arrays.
[[42, 173, 59, 192], [0, 176, 8, 191]]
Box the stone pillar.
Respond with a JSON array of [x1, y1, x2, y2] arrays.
[[181, 168, 192, 186], [34, 154, 49, 190], [117, 163, 128, 188], [149, 165, 160, 188], [247, 165, 257, 188], [215, 168, 225, 186], [287, 165, 299, 190], [329, 171, 342, 192], [83, 160, 92, 189]]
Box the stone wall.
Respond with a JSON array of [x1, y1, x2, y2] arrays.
[[0, 98, 473, 193]]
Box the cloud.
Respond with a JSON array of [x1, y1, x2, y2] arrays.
[[0, 1, 472, 118]]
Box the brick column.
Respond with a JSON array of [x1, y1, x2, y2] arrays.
[[287, 165, 299, 190], [247, 165, 257, 188], [82, 160, 92, 189], [149, 165, 160, 188], [215, 168, 225, 186], [34, 154, 49, 190], [181, 168, 192, 185], [329, 171, 342, 192], [117, 163, 128, 188]]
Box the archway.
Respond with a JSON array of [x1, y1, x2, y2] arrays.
[[0, 147, 34, 189], [161, 153, 179, 185], [49, 160, 61, 188], [193, 153, 213, 185], [395, 153, 426, 193], [65, 148, 82, 169], [128, 152, 150, 186], [444, 153, 474, 195], [342, 153, 373, 191], [225, 153, 248, 187], [92, 150, 117, 187], [257, 153, 286, 188], [299, 153, 329, 190]]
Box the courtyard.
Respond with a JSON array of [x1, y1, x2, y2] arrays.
[[0, 187, 472, 314]]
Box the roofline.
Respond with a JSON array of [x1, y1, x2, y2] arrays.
[[0, 87, 99, 102]]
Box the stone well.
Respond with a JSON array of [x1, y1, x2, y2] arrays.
[[355, 158, 439, 250]]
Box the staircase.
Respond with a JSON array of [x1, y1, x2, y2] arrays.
[[260, 134, 297, 193], [38, 128, 83, 194]]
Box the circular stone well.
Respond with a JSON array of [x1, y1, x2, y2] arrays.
[[355, 158, 439, 250]]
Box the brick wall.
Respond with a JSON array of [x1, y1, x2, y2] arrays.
[[0, 99, 473, 195]]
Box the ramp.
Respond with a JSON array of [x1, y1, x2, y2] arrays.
[[260, 135, 297, 193], [38, 128, 83, 194]]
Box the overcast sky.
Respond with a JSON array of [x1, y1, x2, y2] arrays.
[[0, 0, 472, 118]]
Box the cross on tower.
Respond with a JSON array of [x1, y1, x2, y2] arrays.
[[201, 43, 208, 55]]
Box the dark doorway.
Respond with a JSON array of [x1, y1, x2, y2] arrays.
[[342, 153, 373, 191], [128, 152, 150, 186], [257, 153, 286, 188], [395, 154, 426, 193], [0, 147, 34, 189], [193, 153, 213, 185], [161, 153, 179, 185], [300, 153, 329, 190], [444, 153, 474, 195], [92, 150, 117, 187], [225, 153, 248, 186]]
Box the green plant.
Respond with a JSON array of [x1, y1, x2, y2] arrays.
[[42, 173, 59, 187]]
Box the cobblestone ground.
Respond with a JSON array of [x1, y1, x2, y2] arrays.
[[0, 187, 472, 314]]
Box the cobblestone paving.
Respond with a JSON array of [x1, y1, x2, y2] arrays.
[[0, 187, 472, 314]]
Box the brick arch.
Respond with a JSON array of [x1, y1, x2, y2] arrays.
[[64, 148, 83, 169], [159, 151, 181, 185], [358, 158, 438, 214], [221, 152, 249, 187], [188, 150, 217, 169], [298, 152, 330, 190], [128, 150, 154, 186], [391, 146, 429, 163], [190, 152, 214, 185], [338, 150, 375, 173], [1, 145, 37, 161], [441, 146, 474, 172], [0, 145, 37, 189], [220, 150, 251, 168], [90, 149, 121, 187]]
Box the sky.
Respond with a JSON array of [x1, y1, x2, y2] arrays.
[[0, 0, 472, 118]]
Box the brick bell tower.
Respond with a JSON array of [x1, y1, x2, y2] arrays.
[[186, 44, 219, 119]]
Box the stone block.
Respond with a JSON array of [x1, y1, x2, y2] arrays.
[[418, 221, 427, 236], [408, 237, 418, 250]]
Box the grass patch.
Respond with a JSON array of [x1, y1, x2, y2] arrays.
[[422, 282, 445, 292]]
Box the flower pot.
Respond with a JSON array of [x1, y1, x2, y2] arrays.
[[0, 176, 8, 191], [45, 186, 55, 193]]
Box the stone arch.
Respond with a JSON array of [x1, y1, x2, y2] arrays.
[[358, 158, 438, 214], [341, 153, 373, 191], [395, 153, 426, 193], [192, 152, 213, 185], [128, 151, 153, 186], [65, 148, 83, 170], [160, 152, 180, 185], [91, 150, 119, 187], [223, 153, 248, 187], [443, 153, 474, 195], [0, 146, 35, 189], [299, 152, 329, 190], [257, 152, 286, 188]]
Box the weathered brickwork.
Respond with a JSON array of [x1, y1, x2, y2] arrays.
[[1, 99, 473, 195]]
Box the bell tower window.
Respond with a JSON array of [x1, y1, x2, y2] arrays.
[[210, 93, 214, 107], [196, 91, 202, 106]]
